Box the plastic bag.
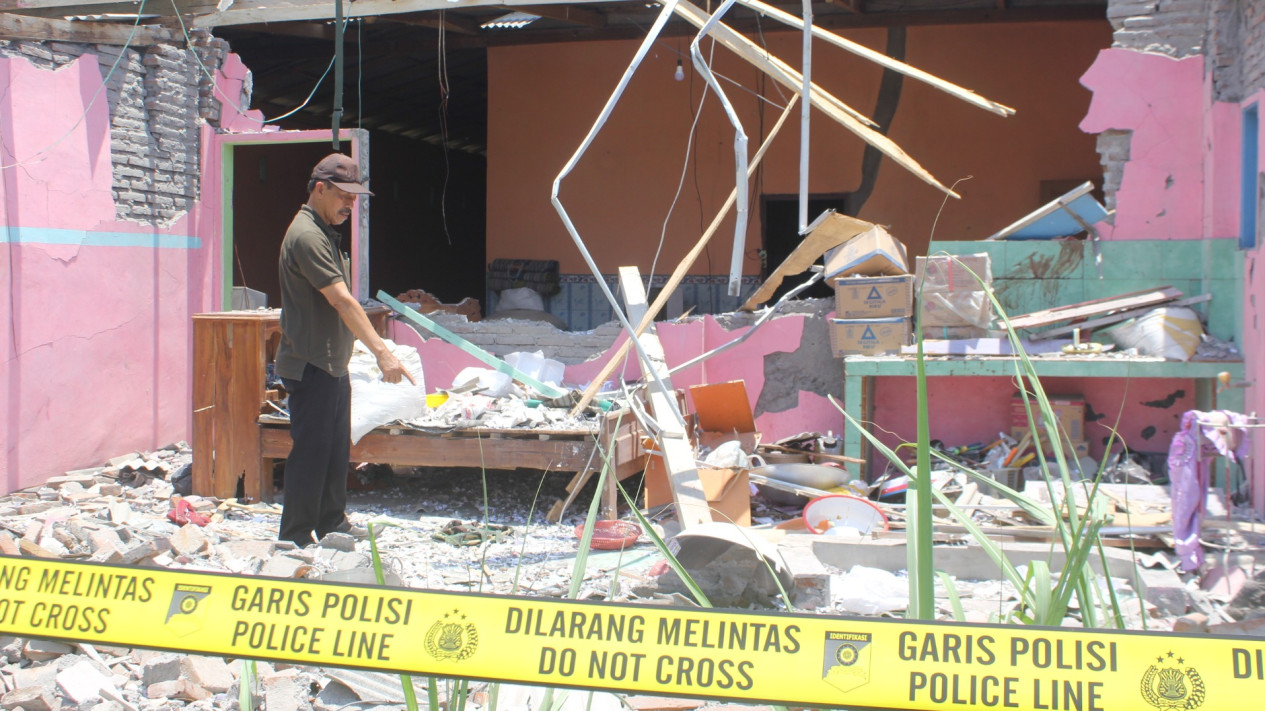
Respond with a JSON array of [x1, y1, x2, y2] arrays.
[[833, 565, 909, 615], [497, 286, 545, 312], [1108, 306, 1202, 361], [349, 340, 427, 444]]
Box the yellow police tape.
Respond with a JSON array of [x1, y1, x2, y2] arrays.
[[1, 554, 1263, 710]]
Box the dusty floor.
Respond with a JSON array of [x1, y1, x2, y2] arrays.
[[1, 445, 1262, 710]]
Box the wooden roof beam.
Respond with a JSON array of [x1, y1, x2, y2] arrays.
[[512, 4, 606, 27], [829, 0, 864, 13], [392, 11, 481, 35], [0, 11, 175, 44], [190, 0, 610, 29]]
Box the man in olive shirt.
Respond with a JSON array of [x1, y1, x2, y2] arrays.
[[275, 153, 414, 547]]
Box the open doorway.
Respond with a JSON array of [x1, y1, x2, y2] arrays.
[[229, 141, 359, 308], [760, 194, 849, 302]]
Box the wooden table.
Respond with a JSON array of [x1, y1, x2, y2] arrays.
[[192, 310, 646, 520], [259, 412, 646, 520]]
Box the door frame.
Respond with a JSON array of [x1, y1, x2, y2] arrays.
[[208, 128, 370, 309]]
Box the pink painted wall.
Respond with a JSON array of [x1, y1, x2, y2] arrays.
[[870, 376, 1199, 464], [1241, 88, 1265, 513], [0, 50, 264, 494], [1080, 50, 1208, 240], [1077, 50, 1265, 510], [487, 21, 1110, 273]]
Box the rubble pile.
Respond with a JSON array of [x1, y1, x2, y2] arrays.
[[1, 445, 1262, 709]]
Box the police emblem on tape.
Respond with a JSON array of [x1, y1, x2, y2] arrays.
[[165, 583, 211, 638], [1141, 651, 1205, 710], [425, 610, 478, 661], [822, 631, 872, 693]]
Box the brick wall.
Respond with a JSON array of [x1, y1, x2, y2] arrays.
[[422, 313, 624, 364], [1107, 0, 1211, 58], [1098, 0, 1212, 211], [0, 32, 234, 226]]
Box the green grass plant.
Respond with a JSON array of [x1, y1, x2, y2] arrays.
[[837, 252, 1125, 628]]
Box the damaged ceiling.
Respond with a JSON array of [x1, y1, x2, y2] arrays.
[[2, 0, 1108, 155]]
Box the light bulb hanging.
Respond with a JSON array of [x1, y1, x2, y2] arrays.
[[674, 59, 685, 82]]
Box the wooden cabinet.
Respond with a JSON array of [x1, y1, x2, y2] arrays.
[[191, 308, 388, 501]]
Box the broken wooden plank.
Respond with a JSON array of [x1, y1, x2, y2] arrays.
[[1028, 293, 1212, 340], [1004, 286, 1183, 330], [740, 211, 875, 311], [569, 97, 799, 416], [735, 0, 1015, 117], [619, 267, 712, 528], [674, 0, 959, 199], [0, 11, 176, 45]]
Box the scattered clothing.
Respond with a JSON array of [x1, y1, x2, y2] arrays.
[[1167, 410, 1251, 571]]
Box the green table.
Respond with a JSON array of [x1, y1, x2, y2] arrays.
[[841, 355, 1246, 479]]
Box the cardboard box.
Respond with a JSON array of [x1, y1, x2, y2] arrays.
[[643, 465, 752, 526], [830, 317, 911, 357], [915, 254, 994, 328], [689, 381, 759, 453], [638, 380, 756, 525], [833, 275, 914, 318], [1011, 394, 1085, 442], [822, 225, 909, 278]]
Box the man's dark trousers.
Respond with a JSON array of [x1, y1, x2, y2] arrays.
[[279, 362, 351, 546]]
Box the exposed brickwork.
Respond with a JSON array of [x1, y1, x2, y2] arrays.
[[0, 32, 242, 227], [1108, 0, 1212, 58], [1210, 0, 1265, 100], [1095, 130, 1133, 213], [424, 313, 624, 363]]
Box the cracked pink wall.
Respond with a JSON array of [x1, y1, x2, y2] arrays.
[[1081, 49, 1265, 511], [0, 51, 262, 494], [1242, 88, 1265, 513], [1080, 49, 1207, 240]]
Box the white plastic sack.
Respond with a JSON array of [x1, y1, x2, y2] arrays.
[[451, 367, 517, 398], [703, 440, 750, 468], [497, 286, 545, 312], [1108, 306, 1203, 361], [505, 350, 566, 387], [349, 340, 427, 444], [833, 565, 909, 615]]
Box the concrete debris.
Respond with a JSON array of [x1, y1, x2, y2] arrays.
[[0, 442, 1260, 710], [56, 658, 117, 704]]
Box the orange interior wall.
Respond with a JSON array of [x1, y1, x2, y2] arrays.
[[487, 20, 1111, 273]]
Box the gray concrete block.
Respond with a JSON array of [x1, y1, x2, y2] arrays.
[[24, 638, 74, 662], [778, 539, 831, 610], [261, 673, 308, 711], [141, 653, 182, 687], [179, 656, 236, 694], [1, 686, 56, 711]]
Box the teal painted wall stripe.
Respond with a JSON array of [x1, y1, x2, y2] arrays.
[[0, 226, 201, 249]]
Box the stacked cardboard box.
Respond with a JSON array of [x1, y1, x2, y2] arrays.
[[821, 221, 913, 356], [915, 253, 994, 338], [1011, 394, 1087, 458]]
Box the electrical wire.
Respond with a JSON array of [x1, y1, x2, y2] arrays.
[[168, 0, 345, 126], [437, 11, 454, 245], [0, 4, 147, 170], [168, 0, 252, 120], [648, 39, 716, 300]]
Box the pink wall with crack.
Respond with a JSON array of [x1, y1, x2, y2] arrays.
[[1077, 49, 1265, 511], [0, 50, 264, 494], [1079, 49, 1207, 241], [1241, 88, 1265, 513]]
